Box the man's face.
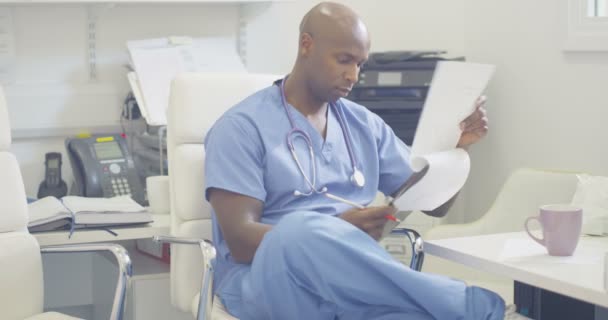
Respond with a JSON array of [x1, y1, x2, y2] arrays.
[[303, 32, 370, 103]]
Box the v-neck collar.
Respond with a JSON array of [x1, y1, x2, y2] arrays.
[[285, 101, 340, 161]]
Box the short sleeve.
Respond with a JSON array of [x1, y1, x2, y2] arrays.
[[371, 114, 414, 196], [204, 115, 266, 202]]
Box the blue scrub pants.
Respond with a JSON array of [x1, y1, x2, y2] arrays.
[[228, 212, 505, 320]]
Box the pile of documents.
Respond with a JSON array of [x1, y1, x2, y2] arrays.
[[126, 36, 246, 126]]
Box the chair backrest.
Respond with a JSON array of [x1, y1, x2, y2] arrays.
[[167, 72, 280, 312], [0, 86, 44, 319], [476, 168, 580, 234]]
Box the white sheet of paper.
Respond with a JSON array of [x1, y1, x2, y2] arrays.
[[129, 47, 182, 126], [394, 149, 470, 211], [127, 72, 149, 120], [127, 37, 246, 126], [392, 61, 495, 211]]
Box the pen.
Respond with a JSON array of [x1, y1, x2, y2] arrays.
[[324, 193, 401, 222], [385, 196, 395, 207]]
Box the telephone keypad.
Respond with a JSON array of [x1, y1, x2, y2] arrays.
[[109, 176, 132, 196]]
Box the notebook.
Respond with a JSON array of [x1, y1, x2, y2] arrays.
[[27, 196, 153, 232], [28, 196, 72, 232]]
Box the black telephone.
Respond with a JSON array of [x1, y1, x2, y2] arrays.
[[66, 134, 145, 205], [37, 152, 68, 199]]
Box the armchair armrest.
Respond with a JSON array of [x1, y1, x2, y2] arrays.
[[152, 235, 216, 320], [40, 243, 132, 320], [389, 228, 424, 271]]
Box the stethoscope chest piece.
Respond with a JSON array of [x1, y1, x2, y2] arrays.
[[351, 168, 365, 188]]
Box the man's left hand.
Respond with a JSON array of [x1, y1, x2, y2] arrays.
[[457, 95, 488, 149]]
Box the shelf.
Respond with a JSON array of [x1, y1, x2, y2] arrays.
[[0, 0, 293, 4], [12, 125, 123, 140]]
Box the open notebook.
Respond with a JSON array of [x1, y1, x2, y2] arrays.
[[28, 196, 153, 232]]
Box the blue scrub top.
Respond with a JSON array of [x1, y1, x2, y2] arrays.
[[204, 84, 413, 296]]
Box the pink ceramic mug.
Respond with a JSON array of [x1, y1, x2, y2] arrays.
[[524, 204, 583, 256]]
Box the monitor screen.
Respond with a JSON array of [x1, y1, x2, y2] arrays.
[[94, 141, 123, 160], [47, 158, 59, 168]]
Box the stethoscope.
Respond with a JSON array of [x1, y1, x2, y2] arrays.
[[278, 77, 365, 197]]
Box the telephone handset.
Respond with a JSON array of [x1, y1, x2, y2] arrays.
[[66, 134, 145, 205], [37, 152, 68, 198]]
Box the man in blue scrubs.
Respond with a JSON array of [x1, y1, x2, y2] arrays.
[[204, 2, 506, 319]]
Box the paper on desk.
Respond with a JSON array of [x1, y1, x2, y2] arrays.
[[392, 61, 495, 211], [127, 36, 246, 126]]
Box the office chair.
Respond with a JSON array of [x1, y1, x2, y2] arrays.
[[0, 86, 132, 320], [155, 72, 425, 320], [423, 168, 580, 303]]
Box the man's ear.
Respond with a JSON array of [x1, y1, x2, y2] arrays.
[[300, 33, 313, 56]]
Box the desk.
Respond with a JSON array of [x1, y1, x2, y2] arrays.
[[425, 232, 608, 319], [33, 214, 171, 246], [31, 214, 189, 320]]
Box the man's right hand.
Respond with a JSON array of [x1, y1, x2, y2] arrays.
[[339, 206, 397, 241]]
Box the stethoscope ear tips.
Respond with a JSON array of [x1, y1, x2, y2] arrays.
[[293, 190, 302, 196], [320, 187, 328, 193]]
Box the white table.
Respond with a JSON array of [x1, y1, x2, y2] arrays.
[[425, 232, 608, 319]]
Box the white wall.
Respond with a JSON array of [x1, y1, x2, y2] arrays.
[[245, 0, 466, 74], [9, 4, 238, 131], [5, 3, 240, 196], [461, 0, 608, 221]]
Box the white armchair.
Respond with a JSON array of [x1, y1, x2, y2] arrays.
[[156, 72, 426, 320], [0, 87, 132, 320], [423, 168, 580, 303], [158, 72, 280, 320]]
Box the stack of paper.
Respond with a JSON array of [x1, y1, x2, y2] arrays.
[[126, 36, 247, 126]]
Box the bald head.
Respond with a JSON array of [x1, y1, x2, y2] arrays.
[[288, 2, 370, 105], [299, 2, 369, 48]]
